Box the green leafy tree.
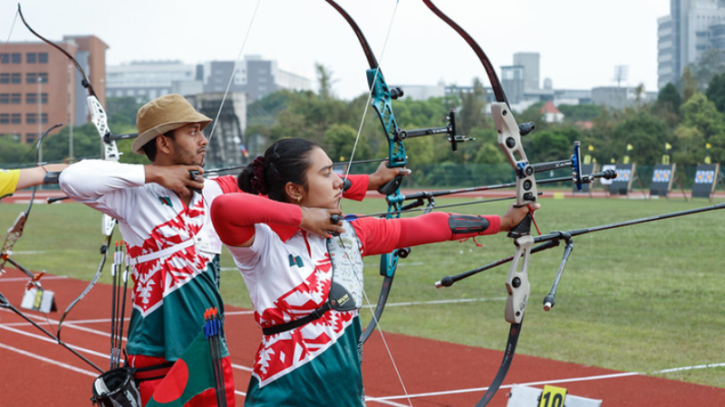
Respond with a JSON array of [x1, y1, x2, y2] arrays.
[[682, 67, 699, 102], [691, 48, 725, 91], [705, 72, 725, 114], [609, 112, 671, 165], [557, 104, 603, 123], [679, 93, 725, 163], [316, 63, 337, 101], [654, 82, 682, 129]]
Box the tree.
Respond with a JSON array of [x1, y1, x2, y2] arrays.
[[691, 48, 725, 91], [457, 77, 489, 136], [706, 72, 725, 114], [316, 63, 337, 101], [557, 104, 603, 122], [679, 93, 725, 163], [681, 67, 698, 102], [609, 112, 671, 165], [654, 82, 683, 129]]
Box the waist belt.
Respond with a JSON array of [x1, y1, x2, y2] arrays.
[[132, 361, 175, 382], [129, 239, 195, 266], [262, 303, 331, 336]]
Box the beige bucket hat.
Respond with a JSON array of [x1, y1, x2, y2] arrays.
[[132, 94, 212, 154]]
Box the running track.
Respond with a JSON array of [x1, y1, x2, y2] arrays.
[[1, 268, 724, 406]]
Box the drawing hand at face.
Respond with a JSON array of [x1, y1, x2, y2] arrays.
[[300, 207, 344, 238], [145, 164, 204, 198]]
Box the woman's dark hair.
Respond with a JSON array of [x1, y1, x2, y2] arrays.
[[141, 130, 175, 162], [238, 138, 320, 202]]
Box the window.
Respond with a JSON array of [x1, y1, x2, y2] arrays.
[[38, 53, 48, 63], [11, 114, 21, 124], [41, 113, 48, 124], [25, 133, 37, 144], [0, 54, 8, 64], [26, 93, 37, 104], [0, 94, 8, 104], [0, 114, 8, 124], [11, 73, 21, 84], [27, 73, 37, 84], [11, 53, 20, 64], [41, 93, 48, 104], [26, 113, 37, 124], [26, 53, 36, 63], [10, 93, 20, 104], [39, 73, 48, 83], [0, 73, 8, 84]]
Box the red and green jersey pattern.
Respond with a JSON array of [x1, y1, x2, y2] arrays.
[[126, 260, 228, 360], [244, 316, 365, 407]]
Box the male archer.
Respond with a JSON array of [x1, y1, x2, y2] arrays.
[[60, 93, 404, 406]]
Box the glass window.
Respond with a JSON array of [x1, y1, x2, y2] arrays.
[[27, 73, 37, 84], [25, 133, 36, 144], [41, 113, 48, 124], [10, 93, 20, 104], [38, 53, 48, 63], [11, 114, 21, 124], [41, 93, 48, 104], [11, 73, 21, 84], [26, 53, 36, 63], [0, 94, 8, 104], [0, 114, 9, 124], [11, 53, 21, 64], [26, 113, 37, 124], [0, 54, 8, 64], [0, 73, 8, 84], [39, 73, 48, 83], [26, 93, 37, 104]]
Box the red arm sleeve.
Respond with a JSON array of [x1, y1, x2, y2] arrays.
[[342, 174, 368, 201], [211, 175, 241, 194], [354, 212, 500, 257], [211, 193, 302, 246]]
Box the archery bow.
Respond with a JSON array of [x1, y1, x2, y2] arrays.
[[420, 1, 543, 405], [0, 123, 64, 283], [16, 4, 131, 340], [324, 0, 473, 345]]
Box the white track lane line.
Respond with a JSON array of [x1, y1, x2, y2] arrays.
[[0, 276, 67, 283], [0, 307, 125, 340], [366, 361, 725, 402], [0, 324, 110, 360], [0, 341, 97, 377]]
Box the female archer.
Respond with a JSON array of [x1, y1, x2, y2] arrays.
[[210, 137, 534, 406]]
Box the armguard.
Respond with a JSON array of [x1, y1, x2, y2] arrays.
[[449, 214, 491, 235]]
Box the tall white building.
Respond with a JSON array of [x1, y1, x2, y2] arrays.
[[658, 0, 725, 89]]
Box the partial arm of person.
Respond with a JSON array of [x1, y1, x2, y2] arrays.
[[59, 160, 203, 220], [211, 193, 344, 247], [354, 204, 537, 257], [15, 164, 67, 190]]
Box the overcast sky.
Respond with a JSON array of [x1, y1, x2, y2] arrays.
[[2, 0, 671, 100]]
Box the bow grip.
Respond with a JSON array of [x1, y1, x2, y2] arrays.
[[377, 174, 402, 196], [507, 212, 532, 238]]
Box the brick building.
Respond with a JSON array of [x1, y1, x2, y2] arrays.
[[0, 35, 107, 144]]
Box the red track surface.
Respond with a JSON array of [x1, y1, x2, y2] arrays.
[[1, 268, 724, 406]]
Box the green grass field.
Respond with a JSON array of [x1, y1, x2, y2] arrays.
[[2, 195, 724, 388]]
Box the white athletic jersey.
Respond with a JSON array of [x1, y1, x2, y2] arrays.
[[228, 223, 359, 387]]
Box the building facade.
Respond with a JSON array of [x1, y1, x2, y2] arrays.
[[106, 61, 198, 103], [513, 52, 541, 91], [202, 56, 313, 102], [0, 36, 107, 144], [658, 0, 725, 88]]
